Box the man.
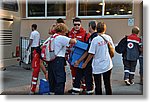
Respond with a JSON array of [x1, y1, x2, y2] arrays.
[[69, 21, 98, 95], [49, 18, 65, 35], [27, 24, 47, 94], [115, 26, 141, 86], [67, 17, 90, 92], [27, 24, 40, 61], [123, 26, 141, 85]]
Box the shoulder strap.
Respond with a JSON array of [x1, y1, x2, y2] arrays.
[[52, 34, 59, 38], [99, 35, 108, 43], [50, 34, 65, 56]]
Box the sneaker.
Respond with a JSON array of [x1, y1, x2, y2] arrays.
[[130, 80, 134, 85], [71, 90, 80, 95], [49, 92, 55, 95], [124, 79, 130, 86], [86, 90, 94, 95], [67, 89, 80, 95]]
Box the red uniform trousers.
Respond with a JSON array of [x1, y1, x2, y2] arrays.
[[30, 50, 40, 93]]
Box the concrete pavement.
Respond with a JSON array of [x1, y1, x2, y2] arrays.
[[0, 63, 143, 95]]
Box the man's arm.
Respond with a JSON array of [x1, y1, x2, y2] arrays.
[[74, 51, 88, 67], [27, 39, 33, 51], [82, 53, 94, 69]]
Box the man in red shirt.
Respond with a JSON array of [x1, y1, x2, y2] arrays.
[[67, 17, 90, 93]]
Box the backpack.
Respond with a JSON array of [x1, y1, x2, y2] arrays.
[[115, 36, 127, 54], [41, 34, 59, 62]]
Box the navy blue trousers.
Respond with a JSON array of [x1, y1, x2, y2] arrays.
[[48, 57, 66, 95], [123, 59, 137, 81]]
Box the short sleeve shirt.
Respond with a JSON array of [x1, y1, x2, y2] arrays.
[[30, 30, 40, 47], [88, 34, 114, 74], [54, 35, 71, 57]]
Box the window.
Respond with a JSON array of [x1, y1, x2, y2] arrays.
[[26, 0, 66, 18], [28, 1, 45, 17], [1, 0, 18, 12], [47, 1, 66, 16], [77, 0, 133, 18], [78, 0, 103, 16], [105, 0, 133, 16]]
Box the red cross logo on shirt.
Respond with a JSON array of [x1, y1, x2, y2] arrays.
[[98, 42, 101, 46], [127, 42, 134, 49]]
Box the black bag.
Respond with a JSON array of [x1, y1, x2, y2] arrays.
[[115, 36, 127, 54]]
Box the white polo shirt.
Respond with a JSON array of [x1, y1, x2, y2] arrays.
[[30, 30, 40, 47], [53, 35, 71, 57], [88, 34, 115, 74]]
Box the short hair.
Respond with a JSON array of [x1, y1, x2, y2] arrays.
[[32, 24, 37, 30], [54, 23, 68, 34], [73, 17, 81, 23], [89, 20, 97, 30], [97, 22, 106, 33], [56, 18, 65, 23], [132, 26, 140, 34]]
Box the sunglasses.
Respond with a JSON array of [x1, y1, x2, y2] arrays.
[[74, 24, 81, 26]]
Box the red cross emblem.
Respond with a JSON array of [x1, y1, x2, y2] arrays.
[[98, 42, 101, 46], [128, 42, 134, 49]]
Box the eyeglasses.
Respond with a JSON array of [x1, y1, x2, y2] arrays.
[[74, 24, 81, 26]]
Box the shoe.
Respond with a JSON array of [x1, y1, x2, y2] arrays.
[[86, 90, 94, 95], [130, 80, 134, 85], [49, 92, 55, 95], [124, 79, 130, 86], [71, 90, 80, 95], [67, 89, 80, 95]]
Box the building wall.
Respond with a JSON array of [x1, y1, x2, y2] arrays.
[[20, 0, 143, 44]]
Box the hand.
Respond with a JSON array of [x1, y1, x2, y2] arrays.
[[82, 63, 87, 69], [74, 60, 79, 67]]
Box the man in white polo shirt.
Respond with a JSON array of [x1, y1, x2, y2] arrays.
[[27, 24, 40, 61], [27, 24, 41, 94]]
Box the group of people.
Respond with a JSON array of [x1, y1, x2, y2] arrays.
[[26, 17, 143, 95]]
